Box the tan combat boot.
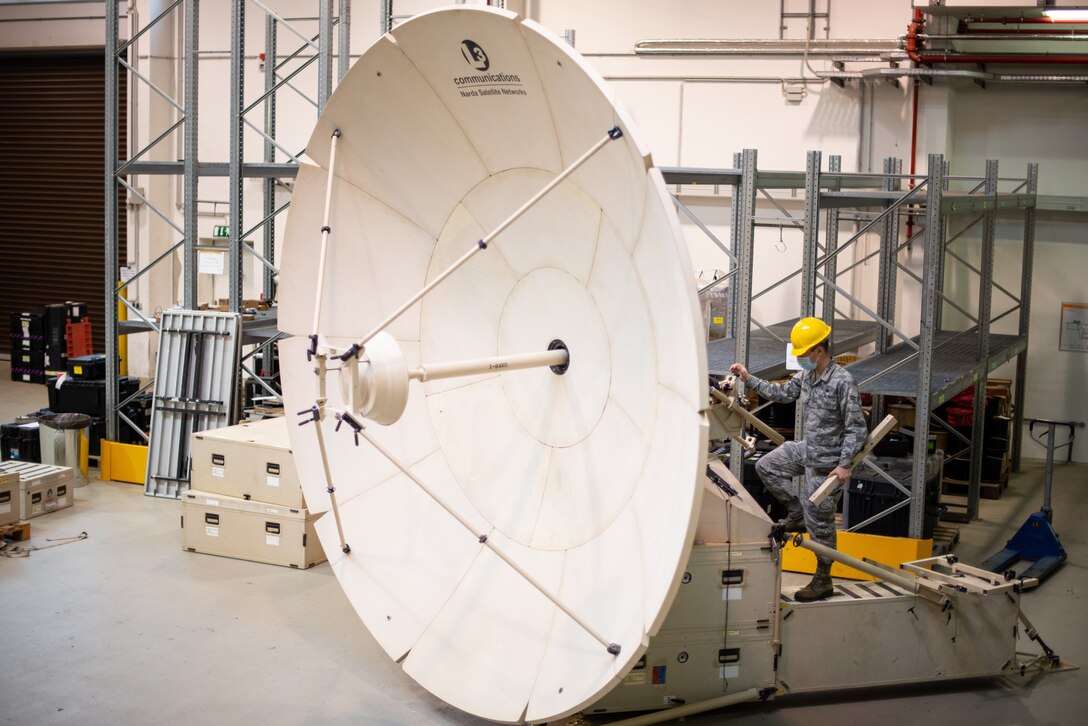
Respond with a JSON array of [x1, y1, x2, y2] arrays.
[[779, 502, 806, 533], [794, 560, 834, 602]]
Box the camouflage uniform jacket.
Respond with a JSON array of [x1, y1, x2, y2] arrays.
[[746, 362, 867, 469]]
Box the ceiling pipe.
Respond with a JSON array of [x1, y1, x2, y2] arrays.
[[633, 38, 898, 56], [817, 68, 1088, 82], [962, 16, 1088, 25], [907, 7, 1087, 65], [913, 53, 1088, 64], [928, 32, 1088, 40], [904, 8, 923, 242], [959, 29, 1088, 37]]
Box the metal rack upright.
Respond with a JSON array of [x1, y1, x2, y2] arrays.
[[104, 1, 350, 447], [664, 152, 1037, 537]]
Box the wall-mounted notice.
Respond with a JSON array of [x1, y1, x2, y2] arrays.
[[1059, 302, 1088, 352], [198, 250, 226, 275]]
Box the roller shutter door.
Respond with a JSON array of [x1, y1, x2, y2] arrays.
[[0, 50, 127, 357]]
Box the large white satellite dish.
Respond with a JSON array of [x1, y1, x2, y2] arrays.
[[278, 6, 708, 722]]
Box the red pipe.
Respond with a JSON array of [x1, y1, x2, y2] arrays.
[[909, 78, 919, 184], [901, 6, 1086, 239], [905, 7, 925, 64], [904, 8, 923, 240], [906, 74, 920, 240]]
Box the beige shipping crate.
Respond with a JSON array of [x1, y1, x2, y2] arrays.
[[0, 471, 20, 526], [181, 489, 326, 569], [190, 417, 304, 507], [0, 461, 74, 520], [589, 628, 776, 714]]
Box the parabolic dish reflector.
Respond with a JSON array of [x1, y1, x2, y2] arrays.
[[278, 6, 708, 722]]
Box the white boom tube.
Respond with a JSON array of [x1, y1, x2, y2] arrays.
[[790, 535, 944, 602], [609, 688, 762, 726], [310, 129, 342, 338], [409, 348, 568, 382]]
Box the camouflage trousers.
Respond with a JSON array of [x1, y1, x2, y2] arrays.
[[755, 440, 841, 565]]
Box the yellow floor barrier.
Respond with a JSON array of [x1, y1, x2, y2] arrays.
[[781, 529, 933, 581], [100, 440, 148, 485]]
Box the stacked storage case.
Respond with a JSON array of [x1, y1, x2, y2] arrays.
[[10, 311, 46, 384], [182, 417, 325, 569], [9, 303, 92, 384], [2, 421, 41, 463], [65, 301, 93, 360], [47, 373, 146, 457], [0, 470, 20, 526], [845, 453, 943, 539], [0, 461, 74, 520], [43, 304, 69, 376], [591, 466, 780, 712], [67, 354, 106, 380], [937, 382, 1014, 495]]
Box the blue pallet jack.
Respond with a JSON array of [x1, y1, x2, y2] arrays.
[[980, 418, 1084, 588]]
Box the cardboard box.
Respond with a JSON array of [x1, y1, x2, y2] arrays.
[[0, 471, 20, 526], [0, 461, 74, 520], [190, 417, 304, 508], [887, 402, 916, 430], [181, 489, 325, 569]]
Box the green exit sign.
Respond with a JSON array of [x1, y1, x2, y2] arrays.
[[213, 225, 230, 238]]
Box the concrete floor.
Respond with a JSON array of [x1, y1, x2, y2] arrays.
[[1, 376, 1085, 725]]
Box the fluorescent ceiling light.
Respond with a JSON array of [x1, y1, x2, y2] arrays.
[[1043, 9, 1088, 21]]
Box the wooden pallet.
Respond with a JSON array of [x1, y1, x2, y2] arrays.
[[942, 477, 1003, 500], [940, 501, 971, 524], [0, 520, 31, 542]]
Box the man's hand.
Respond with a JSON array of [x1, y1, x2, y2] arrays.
[[729, 363, 750, 383], [831, 466, 852, 484]]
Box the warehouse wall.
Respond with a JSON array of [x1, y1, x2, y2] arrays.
[[0, 1, 1084, 461], [945, 84, 1088, 462]]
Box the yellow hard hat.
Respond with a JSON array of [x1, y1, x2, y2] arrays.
[[790, 317, 832, 356]]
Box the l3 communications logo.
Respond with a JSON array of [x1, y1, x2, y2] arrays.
[[460, 39, 490, 71], [453, 39, 527, 98]]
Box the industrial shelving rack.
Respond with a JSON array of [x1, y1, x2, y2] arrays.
[[663, 152, 1037, 537], [101, 1, 510, 472], [666, 152, 885, 383], [103, 0, 354, 445]]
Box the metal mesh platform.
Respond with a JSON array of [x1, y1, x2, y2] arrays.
[[707, 318, 880, 379], [846, 331, 1026, 403]]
